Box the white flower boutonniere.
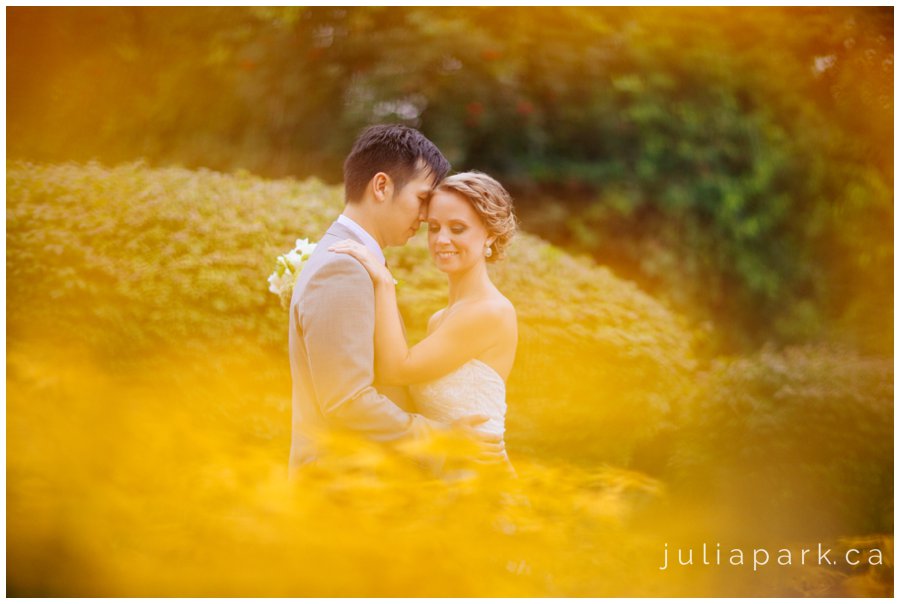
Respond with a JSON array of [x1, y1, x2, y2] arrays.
[[268, 238, 317, 309]]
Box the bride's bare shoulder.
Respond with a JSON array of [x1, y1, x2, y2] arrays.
[[468, 296, 517, 356], [429, 294, 515, 335], [468, 295, 517, 331], [484, 291, 517, 320]]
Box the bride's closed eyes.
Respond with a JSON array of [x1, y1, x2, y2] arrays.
[[428, 221, 468, 234]]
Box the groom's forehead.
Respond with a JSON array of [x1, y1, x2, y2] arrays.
[[412, 160, 438, 186], [410, 167, 440, 195]]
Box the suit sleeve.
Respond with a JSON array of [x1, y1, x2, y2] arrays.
[[299, 254, 438, 442]]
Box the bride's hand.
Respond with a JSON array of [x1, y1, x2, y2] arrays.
[[328, 239, 394, 287]]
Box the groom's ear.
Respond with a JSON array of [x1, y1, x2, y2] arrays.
[[371, 172, 393, 203]]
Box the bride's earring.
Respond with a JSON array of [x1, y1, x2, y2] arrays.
[[484, 244, 493, 258]]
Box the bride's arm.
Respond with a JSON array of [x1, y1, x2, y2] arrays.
[[371, 279, 507, 384], [329, 240, 508, 385]]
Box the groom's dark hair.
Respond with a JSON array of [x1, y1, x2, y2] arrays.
[[343, 124, 450, 204]]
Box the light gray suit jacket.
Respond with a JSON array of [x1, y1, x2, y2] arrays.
[[288, 221, 434, 476]]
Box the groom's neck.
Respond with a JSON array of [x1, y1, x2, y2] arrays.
[[341, 204, 385, 249]]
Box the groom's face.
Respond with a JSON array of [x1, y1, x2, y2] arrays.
[[382, 166, 434, 247]]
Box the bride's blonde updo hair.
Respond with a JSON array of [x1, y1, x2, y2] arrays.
[[435, 171, 518, 262]]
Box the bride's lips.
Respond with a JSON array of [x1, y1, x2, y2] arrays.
[[434, 250, 459, 260]]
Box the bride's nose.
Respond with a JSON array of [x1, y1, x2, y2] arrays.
[[434, 229, 451, 245]]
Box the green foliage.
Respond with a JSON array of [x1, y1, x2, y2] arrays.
[[7, 161, 697, 465], [7, 7, 892, 354], [7, 161, 340, 354], [669, 345, 893, 538]]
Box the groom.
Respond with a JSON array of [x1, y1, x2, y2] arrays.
[[288, 124, 497, 476]]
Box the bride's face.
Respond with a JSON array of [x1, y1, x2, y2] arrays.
[[426, 190, 493, 274]]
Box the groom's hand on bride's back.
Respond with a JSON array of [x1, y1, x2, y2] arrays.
[[449, 415, 506, 460]]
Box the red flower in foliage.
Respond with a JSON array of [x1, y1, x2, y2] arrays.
[[465, 101, 485, 127], [516, 100, 535, 116], [481, 49, 502, 61]]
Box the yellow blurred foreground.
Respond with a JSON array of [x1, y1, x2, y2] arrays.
[[6, 336, 661, 596], [7, 336, 890, 596]]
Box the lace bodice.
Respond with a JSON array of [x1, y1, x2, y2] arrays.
[[409, 359, 507, 437]]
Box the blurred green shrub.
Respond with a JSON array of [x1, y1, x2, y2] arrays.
[[7, 161, 697, 465], [668, 345, 893, 538], [7, 161, 339, 354]]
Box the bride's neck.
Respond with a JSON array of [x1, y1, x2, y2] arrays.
[[446, 262, 491, 306]]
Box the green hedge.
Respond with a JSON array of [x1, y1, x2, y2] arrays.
[[7, 161, 698, 465], [669, 345, 893, 537]]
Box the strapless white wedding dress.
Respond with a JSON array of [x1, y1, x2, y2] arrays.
[[410, 359, 511, 466]]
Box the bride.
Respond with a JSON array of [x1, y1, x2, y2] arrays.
[[329, 171, 518, 469]]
